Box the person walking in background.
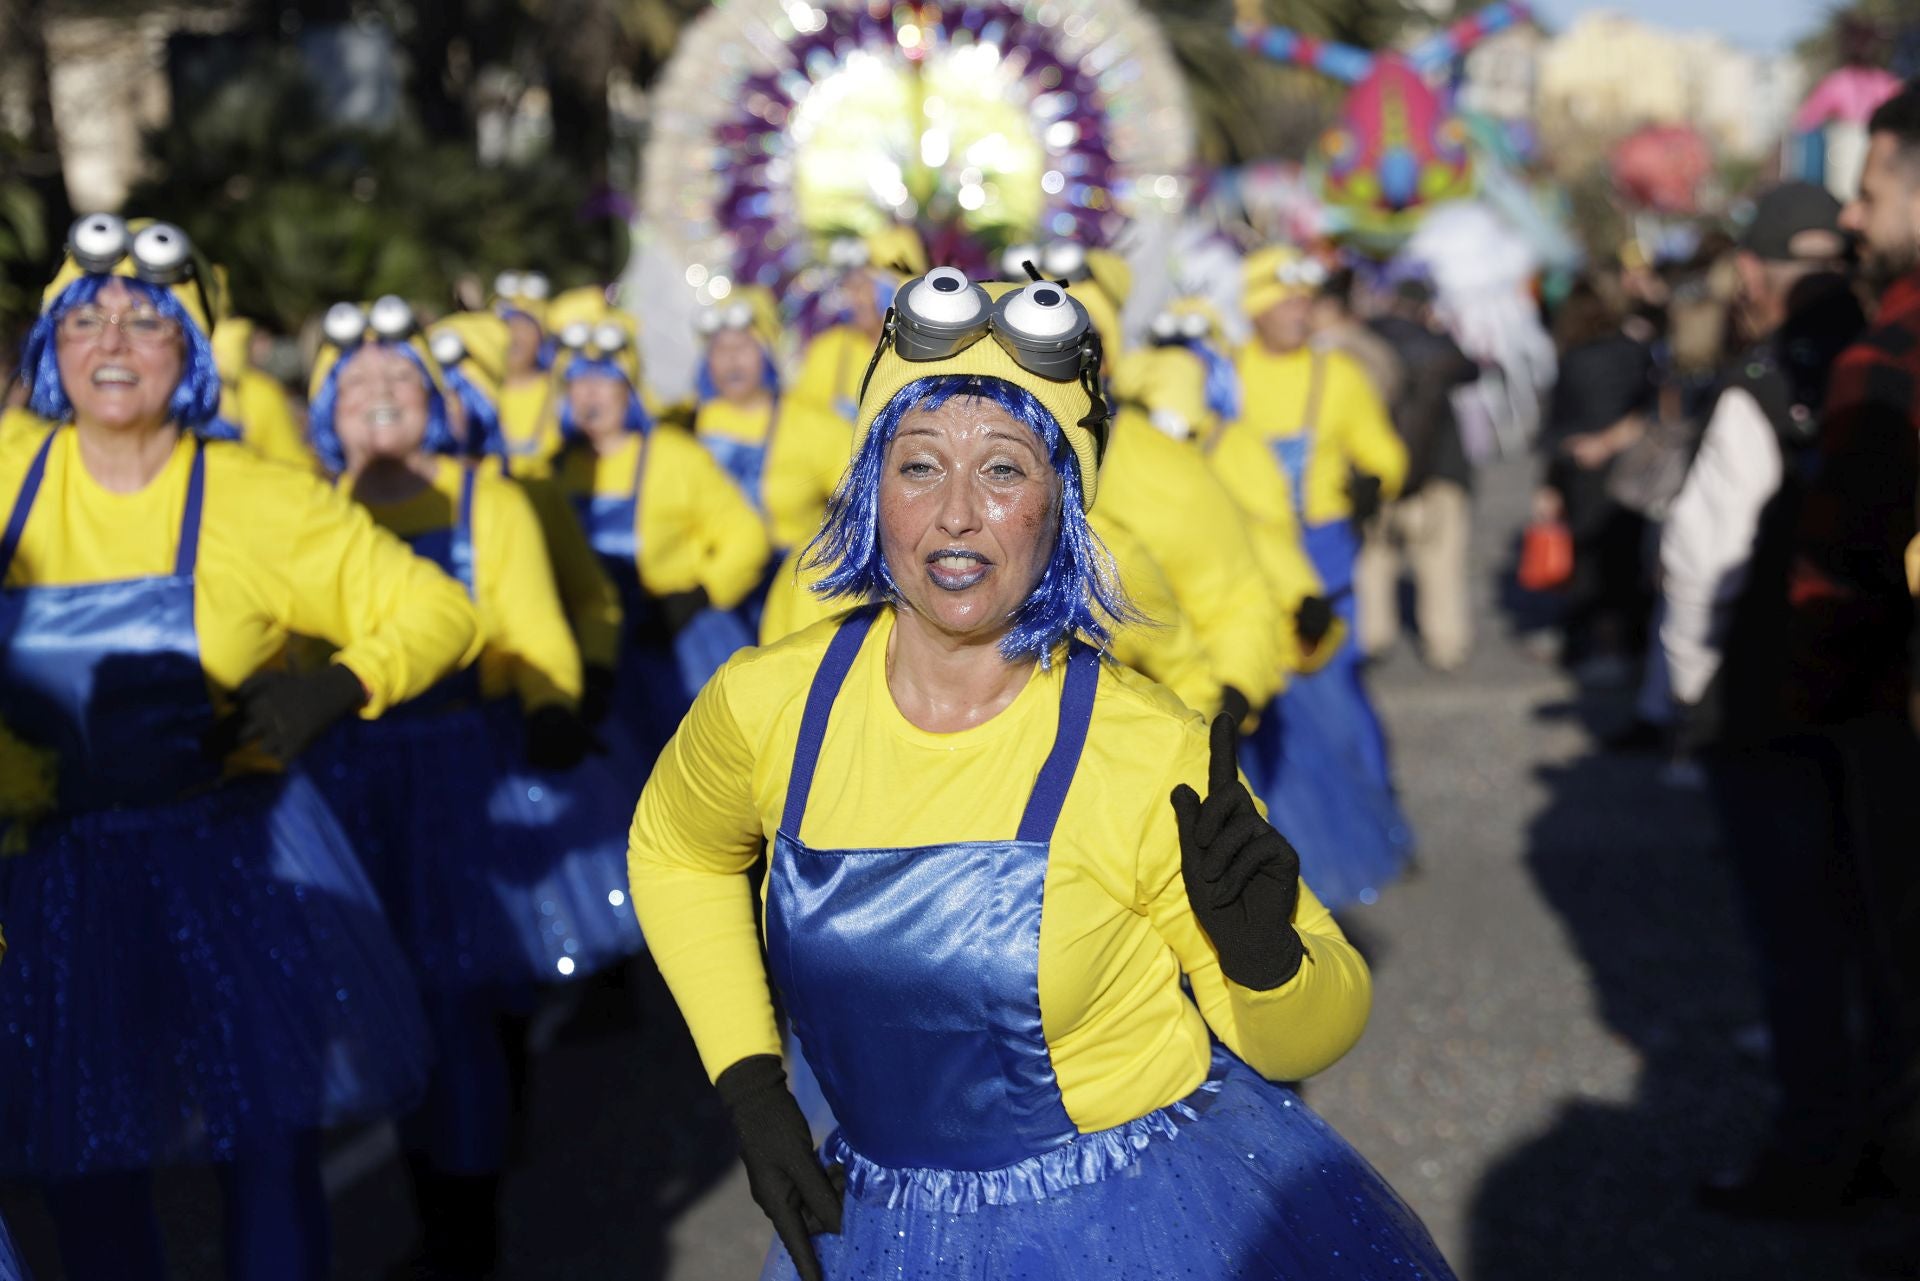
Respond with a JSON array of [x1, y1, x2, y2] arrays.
[[1359, 278, 1482, 672]]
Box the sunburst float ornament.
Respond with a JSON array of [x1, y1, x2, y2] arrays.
[[643, 0, 1194, 305]]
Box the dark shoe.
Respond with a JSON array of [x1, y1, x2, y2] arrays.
[[1695, 1148, 1856, 1220], [1602, 717, 1668, 754]]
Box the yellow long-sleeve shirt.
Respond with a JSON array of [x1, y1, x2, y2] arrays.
[[221, 370, 313, 471], [789, 324, 871, 421], [1232, 344, 1407, 526], [1095, 411, 1287, 703], [628, 607, 1371, 1133], [1205, 417, 1333, 651], [512, 471, 623, 671], [0, 424, 479, 717], [695, 398, 852, 553], [498, 376, 562, 478], [553, 429, 771, 611], [357, 457, 582, 711]]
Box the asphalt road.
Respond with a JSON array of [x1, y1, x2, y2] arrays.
[[2, 456, 1897, 1278]]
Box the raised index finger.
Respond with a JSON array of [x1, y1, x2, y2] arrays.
[[1208, 712, 1240, 797]]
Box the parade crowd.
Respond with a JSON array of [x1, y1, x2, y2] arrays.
[[3, 66, 1920, 1281]]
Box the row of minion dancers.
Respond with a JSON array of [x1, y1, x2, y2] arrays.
[[0, 214, 1418, 1281]]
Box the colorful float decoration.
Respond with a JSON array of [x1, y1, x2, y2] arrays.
[[1232, 1, 1532, 247]]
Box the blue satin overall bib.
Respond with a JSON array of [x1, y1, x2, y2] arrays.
[[697, 402, 778, 515], [764, 607, 1095, 1173]]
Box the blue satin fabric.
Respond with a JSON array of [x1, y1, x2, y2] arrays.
[[698, 432, 770, 512], [764, 606, 1100, 1174], [1301, 517, 1394, 792], [1268, 434, 1312, 517], [0, 1209, 26, 1281], [0, 431, 215, 810]]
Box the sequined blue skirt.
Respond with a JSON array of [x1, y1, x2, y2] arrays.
[[599, 608, 755, 786], [313, 699, 643, 994], [1243, 672, 1414, 910], [0, 772, 431, 1176], [760, 1050, 1455, 1281]]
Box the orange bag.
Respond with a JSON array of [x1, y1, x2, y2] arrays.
[[1517, 520, 1574, 592]]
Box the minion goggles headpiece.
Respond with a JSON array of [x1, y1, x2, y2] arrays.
[[64, 213, 213, 326], [556, 318, 633, 354], [1000, 241, 1089, 284], [1275, 257, 1328, 289], [1149, 310, 1213, 344], [323, 295, 419, 348], [694, 302, 759, 338], [492, 271, 551, 303]]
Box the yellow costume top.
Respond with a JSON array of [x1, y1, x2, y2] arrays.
[[498, 377, 561, 477], [220, 370, 312, 471], [1202, 417, 1335, 665], [694, 398, 852, 553], [1094, 410, 1292, 702], [1230, 344, 1407, 526], [552, 428, 770, 609], [510, 469, 623, 671], [629, 607, 1370, 1130], [357, 456, 582, 711], [789, 324, 872, 422], [0, 425, 479, 717]]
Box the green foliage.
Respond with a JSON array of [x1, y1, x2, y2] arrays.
[[0, 136, 52, 353], [123, 45, 607, 332]]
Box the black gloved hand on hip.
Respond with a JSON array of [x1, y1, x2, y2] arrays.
[[1296, 595, 1335, 650], [523, 704, 594, 771], [716, 1054, 845, 1281], [209, 664, 366, 764], [1347, 471, 1384, 526], [1169, 715, 1306, 991], [656, 585, 712, 636]]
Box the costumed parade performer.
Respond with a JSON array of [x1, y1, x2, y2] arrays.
[[549, 295, 768, 769], [1214, 245, 1417, 906], [490, 270, 558, 475], [303, 296, 645, 1278], [0, 216, 479, 1281], [791, 232, 917, 423], [628, 266, 1456, 1281], [210, 307, 313, 470]]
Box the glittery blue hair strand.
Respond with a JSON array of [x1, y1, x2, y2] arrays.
[[802, 374, 1135, 664], [558, 357, 652, 440], [22, 276, 224, 429], [306, 342, 458, 475]]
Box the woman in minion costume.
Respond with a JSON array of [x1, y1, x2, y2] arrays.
[[628, 265, 1455, 1281], [1147, 294, 1242, 446], [305, 295, 644, 1279], [210, 313, 311, 468], [549, 295, 769, 766], [0, 217, 479, 1281], [428, 311, 627, 724], [791, 228, 924, 423], [489, 269, 558, 474]]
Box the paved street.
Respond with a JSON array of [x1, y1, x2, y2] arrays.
[[1, 457, 1890, 1278]]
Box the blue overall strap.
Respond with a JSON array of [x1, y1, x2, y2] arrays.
[[780, 602, 880, 837], [173, 439, 207, 577], [450, 462, 477, 594], [1015, 643, 1100, 843], [0, 428, 58, 581]]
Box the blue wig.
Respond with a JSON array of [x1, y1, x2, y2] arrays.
[[444, 364, 507, 460], [307, 342, 458, 475], [1174, 338, 1242, 423], [803, 374, 1136, 664], [558, 357, 652, 441], [21, 276, 224, 429]]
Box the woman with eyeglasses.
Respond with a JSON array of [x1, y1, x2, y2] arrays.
[[0, 218, 480, 1281], [628, 269, 1454, 1281], [548, 295, 769, 770], [298, 296, 642, 1277]]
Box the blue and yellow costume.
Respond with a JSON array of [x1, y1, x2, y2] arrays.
[[0, 227, 478, 1281], [491, 272, 560, 476], [630, 270, 1454, 1280], [210, 312, 313, 470], [1220, 247, 1415, 905]]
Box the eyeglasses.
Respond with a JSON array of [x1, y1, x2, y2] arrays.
[[57, 305, 181, 347]]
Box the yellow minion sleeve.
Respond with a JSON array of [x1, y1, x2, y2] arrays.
[[637, 429, 772, 610], [1097, 414, 1283, 706], [1092, 511, 1222, 717], [1323, 352, 1408, 504], [517, 473, 623, 670], [758, 544, 845, 647], [231, 370, 314, 471], [766, 404, 853, 553], [471, 468, 583, 711], [791, 326, 868, 421], [628, 659, 784, 1080]]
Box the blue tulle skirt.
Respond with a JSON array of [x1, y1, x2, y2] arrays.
[[312, 699, 643, 994], [0, 772, 431, 1176], [760, 1049, 1455, 1281], [1243, 673, 1415, 910], [599, 609, 757, 787], [0, 1210, 29, 1281], [1303, 519, 1394, 792]]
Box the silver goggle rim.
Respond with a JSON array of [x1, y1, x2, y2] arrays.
[[67, 214, 197, 286]]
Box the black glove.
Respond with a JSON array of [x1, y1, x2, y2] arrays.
[[524, 704, 594, 771], [1169, 715, 1306, 991], [1296, 596, 1334, 650], [716, 1055, 845, 1281], [581, 663, 617, 727], [1347, 471, 1384, 526], [656, 585, 711, 636], [208, 665, 366, 764], [1219, 685, 1252, 730]]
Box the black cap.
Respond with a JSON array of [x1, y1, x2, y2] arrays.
[[1740, 182, 1847, 262]]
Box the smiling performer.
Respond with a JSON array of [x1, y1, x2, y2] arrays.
[[628, 267, 1455, 1281], [306, 296, 644, 1278], [0, 217, 478, 1281]]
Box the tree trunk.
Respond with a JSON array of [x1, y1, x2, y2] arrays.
[[6, 0, 73, 233]]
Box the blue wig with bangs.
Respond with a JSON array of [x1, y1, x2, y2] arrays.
[[803, 374, 1136, 664], [307, 342, 458, 475], [21, 276, 224, 429], [558, 357, 652, 440]]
